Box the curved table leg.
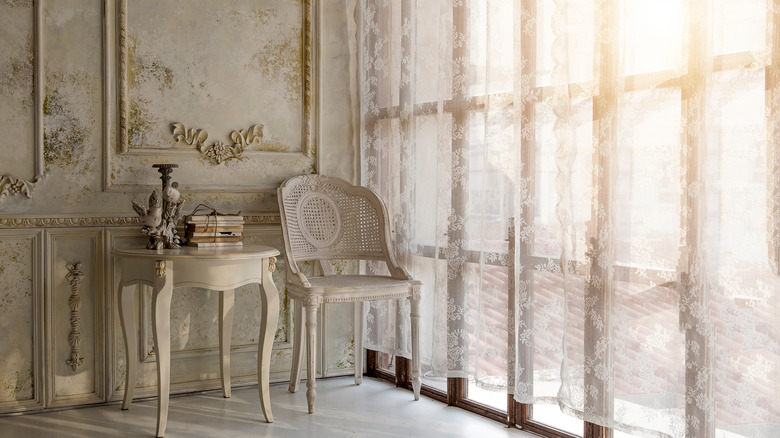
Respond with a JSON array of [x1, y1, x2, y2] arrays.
[[152, 260, 173, 438], [257, 257, 279, 423], [219, 289, 235, 398], [118, 283, 137, 410]]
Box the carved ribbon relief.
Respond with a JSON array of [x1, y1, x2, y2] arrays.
[[171, 122, 263, 165]]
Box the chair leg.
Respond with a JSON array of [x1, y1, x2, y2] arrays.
[[304, 300, 319, 413], [353, 301, 363, 385], [410, 291, 421, 400], [289, 299, 304, 393]]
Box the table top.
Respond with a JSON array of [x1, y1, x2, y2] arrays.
[[113, 244, 280, 260]]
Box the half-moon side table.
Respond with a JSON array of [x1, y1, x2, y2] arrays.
[[114, 245, 281, 437]]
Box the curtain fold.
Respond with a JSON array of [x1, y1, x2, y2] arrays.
[[357, 1, 779, 436]]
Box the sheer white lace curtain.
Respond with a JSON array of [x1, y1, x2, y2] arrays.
[[357, 1, 779, 437]]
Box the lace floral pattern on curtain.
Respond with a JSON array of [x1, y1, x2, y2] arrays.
[[357, 1, 779, 436]]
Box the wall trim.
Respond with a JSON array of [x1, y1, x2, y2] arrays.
[[0, 229, 45, 413], [103, 0, 318, 193], [44, 228, 106, 409], [0, 0, 47, 203], [0, 214, 281, 228]]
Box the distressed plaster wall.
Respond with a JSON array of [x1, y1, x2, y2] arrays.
[[0, 0, 359, 413]]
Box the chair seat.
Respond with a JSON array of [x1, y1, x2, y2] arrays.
[[287, 275, 422, 303]]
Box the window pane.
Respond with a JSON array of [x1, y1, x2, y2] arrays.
[[411, 255, 449, 392], [711, 0, 766, 56], [620, 0, 682, 76], [467, 379, 507, 411], [532, 404, 584, 436], [535, 0, 594, 86], [377, 351, 395, 374], [536, 0, 595, 86], [615, 88, 681, 270], [415, 0, 450, 103], [532, 100, 593, 259], [527, 270, 585, 435], [464, 261, 510, 410], [468, 0, 516, 96], [467, 107, 517, 252], [413, 114, 450, 247]]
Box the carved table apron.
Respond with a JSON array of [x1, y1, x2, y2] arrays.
[[113, 245, 280, 437]]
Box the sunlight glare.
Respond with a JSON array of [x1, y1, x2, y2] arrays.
[[622, 0, 683, 75]]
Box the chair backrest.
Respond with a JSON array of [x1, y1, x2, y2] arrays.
[[278, 175, 399, 276]]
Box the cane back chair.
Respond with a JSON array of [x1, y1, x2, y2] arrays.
[[278, 174, 422, 413]]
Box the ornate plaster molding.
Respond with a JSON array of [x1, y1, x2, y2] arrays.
[[66, 262, 85, 371], [171, 123, 263, 165], [0, 214, 280, 228], [114, 0, 314, 157], [117, 0, 128, 154], [0, 175, 43, 202], [0, 216, 141, 228], [104, 0, 317, 193], [155, 260, 166, 277], [244, 215, 282, 225], [303, 0, 314, 158]]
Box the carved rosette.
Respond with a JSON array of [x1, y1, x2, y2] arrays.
[[171, 122, 263, 165], [66, 262, 85, 371], [0, 174, 45, 203], [0, 176, 33, 200]]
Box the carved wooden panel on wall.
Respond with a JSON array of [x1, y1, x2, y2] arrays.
[[0, 1, 46, 203], [0, 230, 44, 413], [103, 0, 317, 194], [46, 229, 104, 408]]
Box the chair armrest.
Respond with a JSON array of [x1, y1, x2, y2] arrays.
[[387, 263, 412, 281], [290, 271, 311, 287]]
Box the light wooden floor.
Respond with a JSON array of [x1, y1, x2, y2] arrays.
[[0, 377, 534, 437]]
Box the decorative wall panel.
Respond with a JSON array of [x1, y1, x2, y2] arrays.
[[46, 229, 104, 408], [104, 0, 317, 194], [0, 230, 43, 413], [0, 0, 45, 203]]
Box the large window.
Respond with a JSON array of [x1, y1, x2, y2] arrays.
[[359, 1, 779, 437]]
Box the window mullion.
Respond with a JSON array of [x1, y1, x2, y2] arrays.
[[446, 0, 470, 401], [511, 0, 537, 427], [584, 0, 618, 436], [768, 3, 780, 274], [679, 0, 714, 436]]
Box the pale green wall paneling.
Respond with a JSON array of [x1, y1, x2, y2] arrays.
[[0, 0, 359, 414]]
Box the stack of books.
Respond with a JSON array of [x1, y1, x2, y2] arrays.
[[184, 214, 244, 247]]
